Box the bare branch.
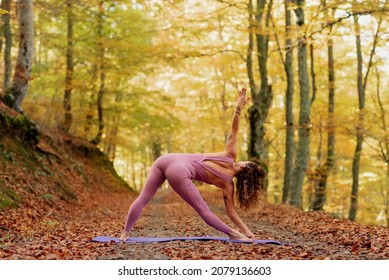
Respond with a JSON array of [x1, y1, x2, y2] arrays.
[[215, 0, 247, 10], [160, 48, 246, 62], [363, 17, 382, 91]]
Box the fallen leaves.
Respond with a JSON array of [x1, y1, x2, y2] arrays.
[[1, 183, 389, 260]]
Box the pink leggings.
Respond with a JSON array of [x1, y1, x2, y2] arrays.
[[124, 154, 232, 235]]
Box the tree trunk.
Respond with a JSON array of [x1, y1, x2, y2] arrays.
[[309, 44, 317, 105], [282, 0, 295, 204], [246, 0, 273, 162], [348, 10, 381, 220], [349, 12, 364, 221], [2, 0, 12, 89], [62, 0, 74, 132], [84, 65, 97, 136], [374, 69, 389, 227], [290, 0, 311, 208], [91, 1, 105, 145], [313, 1, 336, 210], [349, 11, 364, 221], [103, 116, 118, 160], [8, 0, 34, 113]]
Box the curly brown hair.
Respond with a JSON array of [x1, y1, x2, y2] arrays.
[[235, 162, 266, 210]]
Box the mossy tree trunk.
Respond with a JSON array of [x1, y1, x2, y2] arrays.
[[9, 0, 34, 113]]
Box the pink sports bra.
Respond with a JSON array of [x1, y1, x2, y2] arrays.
[[192, 155, 234, 183]]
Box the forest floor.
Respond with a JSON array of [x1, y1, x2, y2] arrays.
[[1, 185, 388, 260]]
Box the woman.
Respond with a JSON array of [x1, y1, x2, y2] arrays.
[[120, 88, 265, 241]]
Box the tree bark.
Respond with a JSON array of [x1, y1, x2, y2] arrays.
[[1, 0, 11, 89], [246, 0, 273, 176], [91, 1, 105, 145], [8, 0, 34, 113], [282, 0, 295, 204], [290, 0, 311, 208], [313, 1, 336, 210], [62, 0, 74, 132]]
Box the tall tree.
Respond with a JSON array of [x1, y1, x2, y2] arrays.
[[290, 0, 311, 208], [372, 69, 389, 227], [7, 0, 34, 113], [246, 0, 273, 164], [282, 0, 295, 203], [312, 1, 336, 210], [349, 12, 364, 222], [1, 0, 11, 89], [62, 0, 74, 132], [349, 9, 381, 221], [91, 0, 105, 145]]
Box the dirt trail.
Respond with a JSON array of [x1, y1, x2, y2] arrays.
[[1, 186, 388, 260]]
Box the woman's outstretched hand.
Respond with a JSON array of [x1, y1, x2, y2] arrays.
[[237, 88, 250, 108]]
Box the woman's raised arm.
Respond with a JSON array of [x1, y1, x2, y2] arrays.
[[225, 88, 250, 159]]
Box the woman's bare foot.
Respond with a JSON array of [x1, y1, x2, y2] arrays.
[[120, 230, 130, 241], [228, 229, 253, 242]]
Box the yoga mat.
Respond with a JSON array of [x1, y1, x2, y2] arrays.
[[92, 236, 282, 245]]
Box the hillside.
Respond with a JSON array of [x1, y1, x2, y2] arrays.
[[0, 102, 135, 257], [0, 103, 388, 260]]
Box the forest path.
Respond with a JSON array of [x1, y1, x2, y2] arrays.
[[1, 186, 388, 260]]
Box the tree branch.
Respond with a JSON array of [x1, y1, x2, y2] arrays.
[[158, 48, 246, 62]]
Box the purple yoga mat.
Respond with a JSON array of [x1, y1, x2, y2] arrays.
[[91, 236, 282, 245]]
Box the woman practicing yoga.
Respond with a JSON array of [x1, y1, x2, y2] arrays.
[[120, 88, 265, 241]]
